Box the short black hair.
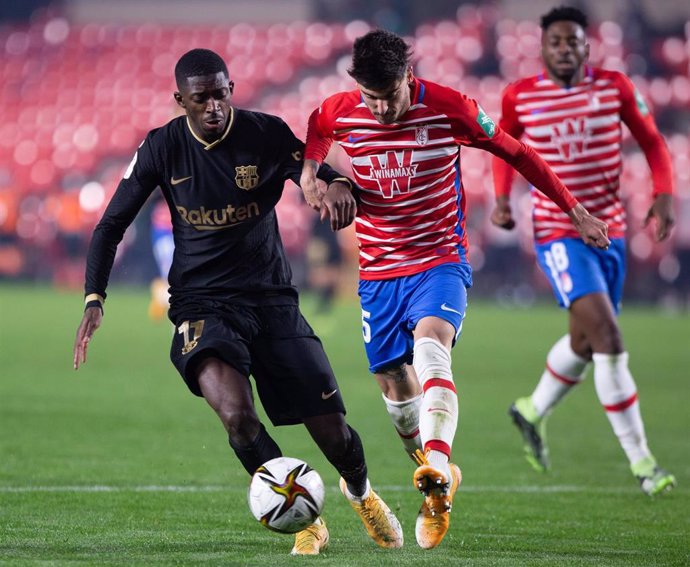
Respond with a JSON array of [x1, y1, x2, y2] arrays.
[[174, 48, 229, 88], [347, 29, 412, 90], [540, 6, 588, 31]]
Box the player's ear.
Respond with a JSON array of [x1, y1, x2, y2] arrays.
[[406, 67, 414, 84], [174, 91, 185, 108], [584, 42, 590, 62], [228, 80, 235, 95]]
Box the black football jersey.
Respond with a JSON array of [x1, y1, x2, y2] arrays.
[[84, 109, 345, 309]]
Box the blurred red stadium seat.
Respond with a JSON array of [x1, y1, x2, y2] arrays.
[[0, 11, 686, 293]]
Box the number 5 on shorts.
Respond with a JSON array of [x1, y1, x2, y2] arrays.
[[361, 309, 371, 344]]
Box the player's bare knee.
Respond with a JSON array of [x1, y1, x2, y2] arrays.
[[375, 365, 419, 400], [569, 334, 592, 360], [588, 322, 624, 354], [383, 364, 409, 384]]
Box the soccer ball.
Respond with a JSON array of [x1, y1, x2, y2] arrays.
[[248, 456, 325, 533]]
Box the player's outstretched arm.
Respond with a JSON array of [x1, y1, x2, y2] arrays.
[[486, 135, 608, 248], [490, 195, 516, 230], [643, 193, 674, 242], [567, 204, 610, 249], [73, 306, 103, 370]]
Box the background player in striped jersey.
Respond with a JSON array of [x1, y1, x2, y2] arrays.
[[491, 6, 676, 496], [300, 29, 609, 548]]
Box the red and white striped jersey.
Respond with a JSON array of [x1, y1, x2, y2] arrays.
[[306, 77, 576, 280], [492, 66, 674, 244]]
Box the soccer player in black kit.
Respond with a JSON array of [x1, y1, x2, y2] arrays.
[[72, 48, 402, 555]]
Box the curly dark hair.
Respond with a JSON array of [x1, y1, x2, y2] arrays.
[[540, 6, 589, 31], [174, 48, 229, 88], [347, 29, 412, 90]]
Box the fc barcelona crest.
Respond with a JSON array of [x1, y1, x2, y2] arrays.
[[235, 165, 259, 190], [415, 125, 429, 146]]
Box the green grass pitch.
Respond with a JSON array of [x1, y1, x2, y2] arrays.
[[0, 284, 688, 566]]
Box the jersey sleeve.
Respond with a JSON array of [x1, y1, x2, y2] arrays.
[[304, 105, 335, 163], [274, 117, 350, 187], [492, 84, 523, 198], [448, 95, 577, 213], [616, 73, 675, 196], [274, 117, 309, 185], [84, 134, 162, 300]]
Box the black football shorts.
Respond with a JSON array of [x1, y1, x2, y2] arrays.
[[169, 303, 346, 425]]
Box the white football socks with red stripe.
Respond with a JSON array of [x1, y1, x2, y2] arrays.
[[382, 392, 423, 459], [413, 337, 457, 474], [531, 334, 589, 418], [593, 352, 651, 465]]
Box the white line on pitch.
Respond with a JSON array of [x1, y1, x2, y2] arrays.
[[0, 484, 638, 494]]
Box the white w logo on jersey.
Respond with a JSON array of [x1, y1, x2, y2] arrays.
[[550, 117, 591, 162], [369, 150, 418, 198]]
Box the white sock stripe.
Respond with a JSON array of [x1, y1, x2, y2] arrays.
[[422, 387, 457, 408], [592, 351, 650, 465], [414, 338, 458, 462], [546, 334, 589, 381], [414, 337, 451, 357], [531, 334, 590, 416], [592, 351, 636, 404], [382, 392, 422, 433], [559, 334, 589, 365], [592, 351, 629, 365], [382, 392, 423, 407], [413, 337, 453, 387]]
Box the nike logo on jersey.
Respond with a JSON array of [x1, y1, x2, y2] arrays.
[[348, 134, 368, 143], [440, 303, 462, 316], [321, 389, 338, 400], [171, 175, 192, 185]]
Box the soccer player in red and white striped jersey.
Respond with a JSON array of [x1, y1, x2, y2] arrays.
[[301, 29, 608, 548], [491, 6, 676, 496]]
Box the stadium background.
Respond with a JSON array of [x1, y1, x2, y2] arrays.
[[0, 0, 689, 308]]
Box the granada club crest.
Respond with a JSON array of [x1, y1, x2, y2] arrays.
[[235, 165, 259, 190], [415, 125, 429, 146]]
